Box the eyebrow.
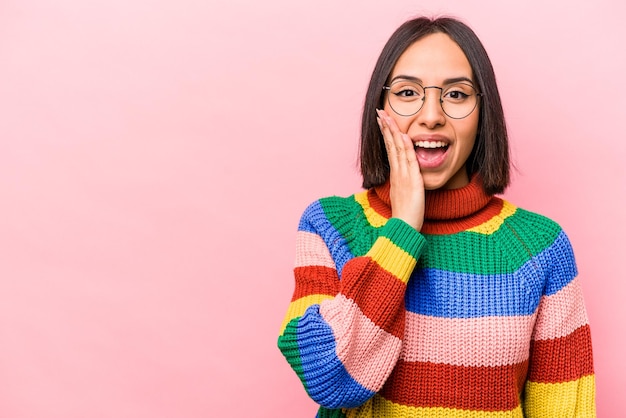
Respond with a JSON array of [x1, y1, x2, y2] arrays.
[[390, 75, 475, 85]]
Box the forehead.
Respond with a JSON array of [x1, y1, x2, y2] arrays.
[[390, 33, 473, 83]]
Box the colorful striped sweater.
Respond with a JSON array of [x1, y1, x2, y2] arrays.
[[277, 175, 595, 417]]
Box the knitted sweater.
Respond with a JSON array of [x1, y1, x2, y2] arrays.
[[277, 175, 595, 417]]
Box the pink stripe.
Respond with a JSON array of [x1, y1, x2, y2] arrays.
[[532, 276, 590, 341], [320, 294, 402, 392], [294, 231, 336, 269], [402, 312, 536, 367]]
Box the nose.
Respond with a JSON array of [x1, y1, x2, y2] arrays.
[[417, 87, 446, 129]]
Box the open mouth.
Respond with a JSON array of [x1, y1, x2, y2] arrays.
[[414, 141, 449, 162]]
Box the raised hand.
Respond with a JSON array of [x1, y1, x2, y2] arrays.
[[376, 109, 425, 232]]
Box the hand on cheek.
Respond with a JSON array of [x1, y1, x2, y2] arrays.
[[376, 109, 425, 232]]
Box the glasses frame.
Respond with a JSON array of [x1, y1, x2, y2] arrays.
[[382, 83, 483, 120]]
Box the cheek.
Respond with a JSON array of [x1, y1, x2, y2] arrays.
[[456, 116, 479, 152], [383, 104, 411, 132]]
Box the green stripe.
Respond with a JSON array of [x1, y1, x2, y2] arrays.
[[320, 195, 563, 275], [319, 196, 424, 258], [317, 407, 348, 417], [421, 209, 562, 273], [319, 196, 380, 256], [277, 319, 306, 384], [379, 218, 426, 257]]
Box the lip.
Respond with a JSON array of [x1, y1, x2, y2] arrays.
[[411, 134, 451, 144], [411, 134, 451, 169]]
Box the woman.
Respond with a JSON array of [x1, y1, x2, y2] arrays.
[[277, 16, 595, 417]]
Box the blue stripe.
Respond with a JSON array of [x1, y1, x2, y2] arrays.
[[297, 305, 375, 409], [406, 232, 577, 317], [297, 200, 323, 233], [298, 200, 355, 278], [542, 230, 578, 295]]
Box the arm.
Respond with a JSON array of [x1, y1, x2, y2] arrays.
[[277, 202, 426, 409], [523, 230, 596, 417]]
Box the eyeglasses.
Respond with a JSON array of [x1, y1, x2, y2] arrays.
[[382, 80, 483, 119]]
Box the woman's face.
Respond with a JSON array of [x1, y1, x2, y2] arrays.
[[383, 32, 479, 190]]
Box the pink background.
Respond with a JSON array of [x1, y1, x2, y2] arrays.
[[0, 0, 624, 416]]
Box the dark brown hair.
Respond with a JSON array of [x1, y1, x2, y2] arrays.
[[359, 16, 510, 195]]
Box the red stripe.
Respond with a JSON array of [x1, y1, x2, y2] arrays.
[[292, 265, 339, 301], [294, 258, 407, 339], [367, 184, 507, 235], [340, 257, 407, 339], [422, 198, 505, 235], [380, 359, 528, 411], [528, 324, 594, 383], [367, 186, 392, 219]]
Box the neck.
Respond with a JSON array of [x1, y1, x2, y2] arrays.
[[369, 174, 501, 234]]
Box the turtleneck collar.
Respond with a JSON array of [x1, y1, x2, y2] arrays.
[[372, 174, 493, 221]]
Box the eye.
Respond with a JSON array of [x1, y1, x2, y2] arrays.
[[449, 90, 468, 98], [442, 83, 475, 102], [390, 85, 423, 101], [444, 90, 469, 101]]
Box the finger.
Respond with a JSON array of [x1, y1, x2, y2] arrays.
[[379, 110, 407, 152], [379, 110, 410, 171], [377, 117, 395, 165], [377, 111, 399, 163], [378, 110, 419, 166], [401, 133, 420, 168], [377, 111, 401, 153]]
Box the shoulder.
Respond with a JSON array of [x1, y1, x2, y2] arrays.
[[504, 200, 564, 240], [494, 201, 572, 258], [297, 191, 366, 234], [502, 199, 577, 287]]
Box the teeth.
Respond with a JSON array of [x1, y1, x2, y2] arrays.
[[414, 141, 447, 149]]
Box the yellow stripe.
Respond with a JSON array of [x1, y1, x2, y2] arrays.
[[279, 294, 334, 334], [354, 191, 387, 228], [466, 200, 517, 235], [524, 374, 596, 417], [345, 395, 524, 417], [369, 237, 416, 284]]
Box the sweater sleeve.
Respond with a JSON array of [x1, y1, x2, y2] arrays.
[[523, 230, 596, 417], [277, 201, 426, 410]]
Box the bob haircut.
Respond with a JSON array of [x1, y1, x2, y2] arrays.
[[360, 16, 510, 195]]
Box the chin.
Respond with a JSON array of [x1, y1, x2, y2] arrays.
[[422, 166, 469, 191], [423, 182, 447, 191], [422, 175, 450, 191]]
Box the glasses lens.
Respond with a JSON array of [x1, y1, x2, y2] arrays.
[[385, 81, 480, 119], [386, 81, 425, 116], [441, 83, 479, 119]]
